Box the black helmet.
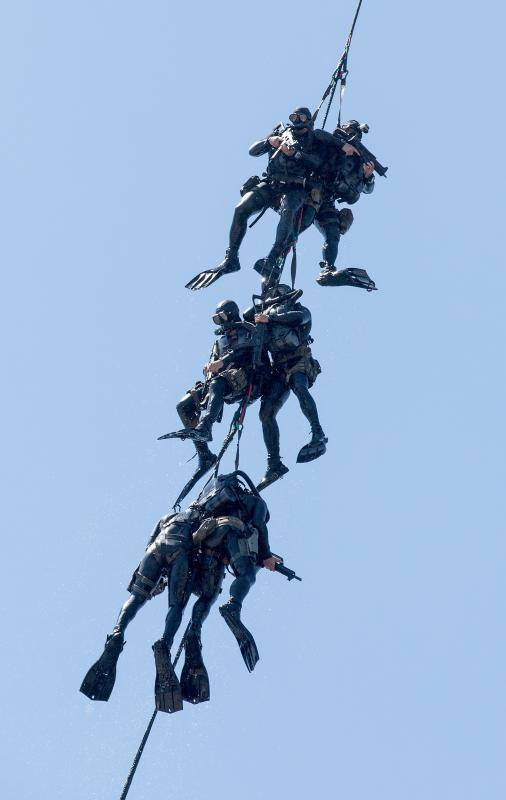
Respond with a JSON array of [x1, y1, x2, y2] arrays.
[[264, 283, 302, 304], [337, 119, 369, 139], [289, 107, 314, 129], [212, 299, 240, 326]]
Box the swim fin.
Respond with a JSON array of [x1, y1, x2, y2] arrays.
[[296, 432, 328, 463], [317, 266, 377, 291], [180, 629, 210, 704], [152, 639, 183, 713], [219, 600, 259, 673], [186, 252, 240, 291], [80, 632, 124, 702], [256, 461, 289, 492]]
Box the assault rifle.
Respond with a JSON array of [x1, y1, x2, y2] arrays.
[[334, 124, 388, 177], [271, 552, 302, 582], [269, 125, 300, 162]]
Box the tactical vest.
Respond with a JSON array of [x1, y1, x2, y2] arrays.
[[216, 324, 254, 361], [268, 303, 312, 355]]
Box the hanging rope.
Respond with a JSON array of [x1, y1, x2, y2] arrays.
[[119, 622, 191, 800], [313, 0, 364, 129]]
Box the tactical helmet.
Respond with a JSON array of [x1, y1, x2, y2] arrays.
[[264, 283, 302, 305], [289, 107, 314, 129], [212, 299, 240, 325], [337, 119, 369, 140]]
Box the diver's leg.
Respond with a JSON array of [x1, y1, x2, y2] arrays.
[[290, 372, 327, 463], [193, 377, 228, 441], [181, 555, 226, 703], [228, 189, 270, 256], [219, 543, 259, 672], [316, 219, 341, 269], [80, 552, 162, 701], [254, 188, 306, 282], [271, 188, 307, 254], [153, 553, 193, 714], [257, 378, 290, 490]]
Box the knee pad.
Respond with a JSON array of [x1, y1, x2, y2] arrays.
[[177, 387, 203, 428], [339, 208, 354, 235]]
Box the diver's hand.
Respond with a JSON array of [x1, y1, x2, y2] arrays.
[[254, 313, 269, 324], [206, 359, 224, 375], [263, 556, 279, 571], [342, 143, 360, 157], [268, 135, 283, 148], [363, 161, 374, 178]]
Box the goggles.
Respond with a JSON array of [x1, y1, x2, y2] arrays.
[[289, 112, 309, 124], [212, 311, 228, 325]]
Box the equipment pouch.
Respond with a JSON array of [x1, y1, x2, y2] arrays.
[[240, 175, 261, 196], [192, 517, 218, 545], [235, 529, 259, 561]]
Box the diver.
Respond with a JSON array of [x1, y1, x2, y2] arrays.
[[159, 299, 269, 447], [186, 108, 326, 291], [299, 119, 378, 290], [80, 472, 279, 710], [187, 471, 277, 673], [80, 507, 200, 713], [243, 285, 326, 490]]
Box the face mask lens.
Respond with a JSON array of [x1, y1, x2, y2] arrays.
[[290, 112, 309, 124]]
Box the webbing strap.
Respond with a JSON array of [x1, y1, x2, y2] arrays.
[[118, 621, 191, 800], [314, 0, 364, 129]]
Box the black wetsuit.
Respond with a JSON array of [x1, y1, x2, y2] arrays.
[[195, 321, 266, 440], [299, 141, 375, 268], [244, 299, 323, 465], [228, 126, 324, 264]]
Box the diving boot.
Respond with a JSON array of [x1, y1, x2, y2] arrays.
[[257, 459, 289, 492], [254, 252, 283, 288], [191, 416, 214, 443], [219, 599, 259, 673], [185, 249, 241, 291], [152, 639, 183, 713], [317, 264, 377, 291], [80, 630, 124, 701], [180, 628, 210, 704], [296, 429, 328, 463]]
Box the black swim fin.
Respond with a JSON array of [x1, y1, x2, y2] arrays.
[[317, 266, 377, 291], [186, 252, 240, 291], [152, 639, 183, 713], [296, 432, 328, 464], [256, 461, 289, 492], [80, 632, 124, 702], [219, 600, 259, 673], [180, 629, 210, 704]]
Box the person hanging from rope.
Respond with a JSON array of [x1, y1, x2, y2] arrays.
[[80, 507, 199, 713], [185, 107, 331, 291], [188, 471, 279, 672], [80, 472, 287, 710], [296, 119, 378, 290], [243, 285, 326, 490], [159, 300, 269, 446]]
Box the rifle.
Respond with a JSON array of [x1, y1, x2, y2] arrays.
[[271, 552, 302, 582], [269, 125, 300, 162], [334, 126, 388, 177]]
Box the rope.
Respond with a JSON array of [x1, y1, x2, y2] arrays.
[[119, 621, 191, 800], [313, 0, 364, 129]]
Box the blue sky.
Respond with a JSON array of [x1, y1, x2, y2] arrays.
[[1, 2, 505, 799]]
